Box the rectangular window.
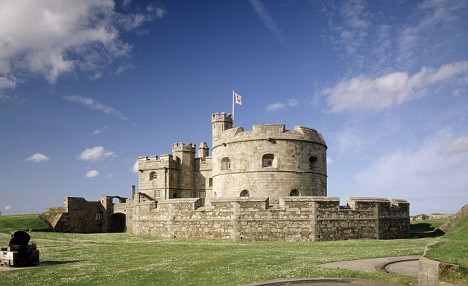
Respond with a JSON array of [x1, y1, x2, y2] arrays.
[[208, 178, 213, 186], [95, 212, 103, 220]]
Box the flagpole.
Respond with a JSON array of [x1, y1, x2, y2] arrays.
[[232, 90, 235, 121]]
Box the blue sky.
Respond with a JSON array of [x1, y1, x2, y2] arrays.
[[1, 0, 467, 215]]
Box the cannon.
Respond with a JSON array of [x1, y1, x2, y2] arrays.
[[0, 231, 40, 267]]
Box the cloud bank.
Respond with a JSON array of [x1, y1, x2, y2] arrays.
[[323, 61, 468, 112], [356, 129, 468, 212], [0, 0, 164, 89]]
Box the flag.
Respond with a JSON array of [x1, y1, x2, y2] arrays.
[[234, 92, 242, 105]]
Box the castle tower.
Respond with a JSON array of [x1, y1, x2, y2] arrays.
[[198, 142, 209, 160], [172, 142, 196, 198], [211, 112, 233, 139]]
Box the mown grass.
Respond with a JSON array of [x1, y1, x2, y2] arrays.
[[0, 215, 435, 286], [425, 215, 468, 285]]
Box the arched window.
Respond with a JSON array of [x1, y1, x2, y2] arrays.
[[290, 189, 300, 196], [309, 156, 318, 169], [240, 189, 250, 197], [221, 157, 230, 170], [262, 154, 274, 167], [149, 171, 157, 180]]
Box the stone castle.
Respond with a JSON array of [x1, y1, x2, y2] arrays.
[[41, 112, 410, 241]]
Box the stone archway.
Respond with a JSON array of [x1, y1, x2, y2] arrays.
[[110, 213, 126, 232]]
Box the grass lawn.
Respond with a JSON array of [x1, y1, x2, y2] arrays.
[[0, 215, 435, 286], [425, 215, 468, 285]]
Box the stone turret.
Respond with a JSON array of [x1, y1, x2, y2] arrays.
[[211, 112, 233, 139], [198, 142, 209, 160], [172, 142, 196, 198]]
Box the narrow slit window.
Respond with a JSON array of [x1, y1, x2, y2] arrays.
[[309, 156, 318, 169]]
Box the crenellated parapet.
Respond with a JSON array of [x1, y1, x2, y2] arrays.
[[138, 154, 175, 170], [127, 196, 410, 241], [172, 142, 196, 153], [213, 124, 326, 148], [211, 112, 233, 122]]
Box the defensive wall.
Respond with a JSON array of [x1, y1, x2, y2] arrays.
[[41, 196, 127, 233], [127, 196, 410, 241]]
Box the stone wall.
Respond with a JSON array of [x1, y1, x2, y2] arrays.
[[127, 196, 410, 242], [41, 197, 113, 233]]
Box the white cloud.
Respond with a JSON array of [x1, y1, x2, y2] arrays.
[[323, 61, 468, 112], [86, 170, 100, 178], [25, 153, 50, 163], [355, 129, 468, 213], [132, 160, 139, 173], [78, 146, 115, 161], [92, 125, 108, 135], [326, 156, 334, 165], [324, 0, 369, 58], [249, 0, 286, 45], [5, 205, 12, 211], [0, 76, 16, 89], [0, 0, 162, 89], [266, 99, 299, 113], [266, 102, 286, 112], [64, 96, 129, 121], [288, 99, 298, 107]]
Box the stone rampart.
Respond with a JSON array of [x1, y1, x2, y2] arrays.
[[128, 196, 410, 241]]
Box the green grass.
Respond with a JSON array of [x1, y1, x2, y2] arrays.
[[0, 215, 432, 286], [425, 215, 468, 285]]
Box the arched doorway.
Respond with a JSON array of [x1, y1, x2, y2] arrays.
[[110, 213, 126, 232], [290, 189, 300, 196], [240, 189, 250, 197]]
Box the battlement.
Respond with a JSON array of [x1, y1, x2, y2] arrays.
[[213, 123, 326, 146], [139, 154, 174, 162], [172, 142, 196, 152], [252, 124, 286, 133], [128, 196, 410, 241], [211, 112, 233, 122]]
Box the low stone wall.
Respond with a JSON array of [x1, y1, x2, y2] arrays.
[[418, 257, 458, 286], [128, 196, 410, 242]]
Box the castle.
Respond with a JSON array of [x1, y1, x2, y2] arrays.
[[41, 112, 410, 241]]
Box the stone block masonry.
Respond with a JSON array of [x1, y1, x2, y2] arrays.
[[127, 196, 410, 242], [41, 111, 411, 241]]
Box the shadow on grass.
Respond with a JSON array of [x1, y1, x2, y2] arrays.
[[40, 260, 80, 266], [410, 223, 445, 238]]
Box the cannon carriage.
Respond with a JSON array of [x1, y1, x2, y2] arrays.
[[0, 231, 40, 267]]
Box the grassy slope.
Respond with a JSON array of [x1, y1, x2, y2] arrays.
[[425, 215, 468, 285], [0, 215, 432, 286]]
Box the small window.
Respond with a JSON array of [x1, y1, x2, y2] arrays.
[[309, 156, 318, 169], [290, 189, 300, 196], [95, 212, 103, 220], [150, 171, 157, 180], [221, 157, 230, 170], [262, 154, 274, 167], [208, 178, 213, 187], [240, 190, 250, 197], [155, 190, 161, 198]]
